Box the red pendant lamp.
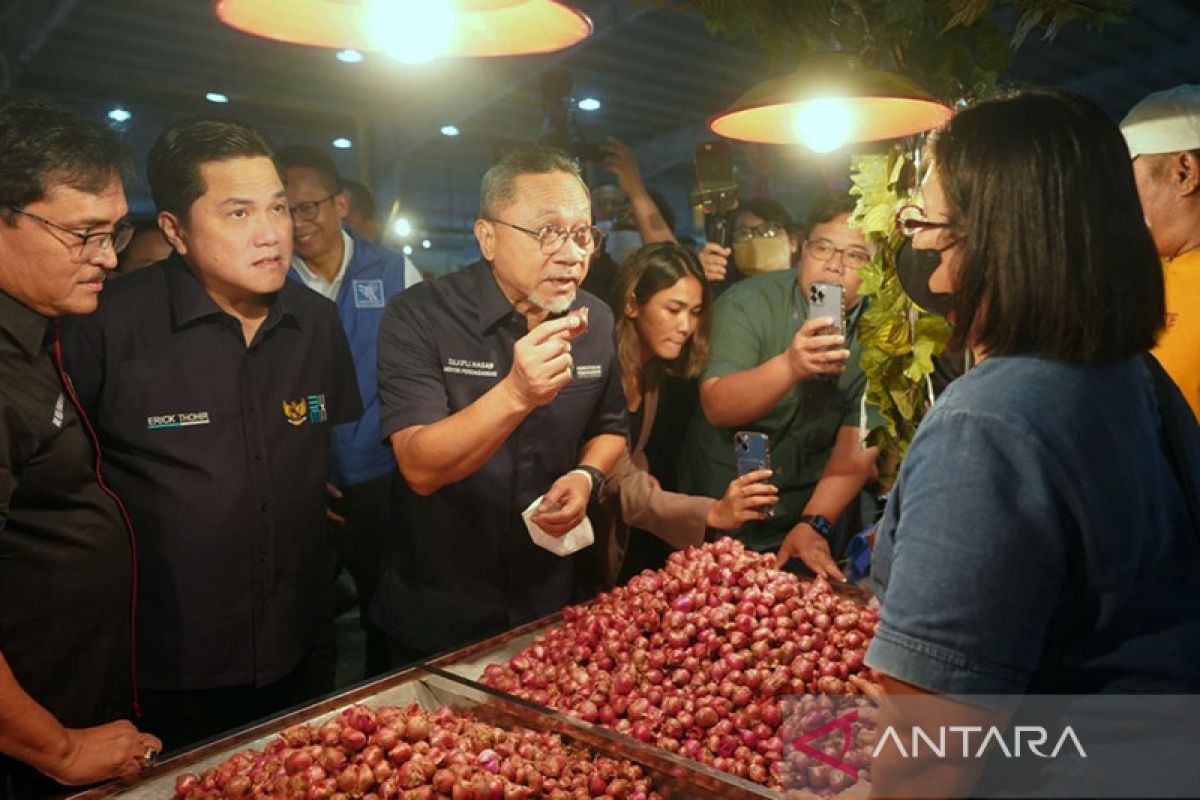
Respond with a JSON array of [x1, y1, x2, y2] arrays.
[[215, 0, 593, 61], [711, 54, 951, 151]]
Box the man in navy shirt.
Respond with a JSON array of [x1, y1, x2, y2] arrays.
[[373, 145, 627, 660], [61, 120, 361, 752], [277, 145, 418, 677]]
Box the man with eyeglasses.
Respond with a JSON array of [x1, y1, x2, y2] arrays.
[[372, 145, 627, 663], [678, 194, 879, 579], [0, 98, 161, 797], [276, 145, 420, 678], [698, 198, 799, 295], [59, 120, 361, 752]]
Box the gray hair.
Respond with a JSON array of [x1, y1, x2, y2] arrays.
[[479, 145, 582, 218]]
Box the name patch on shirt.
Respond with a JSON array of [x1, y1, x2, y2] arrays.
[[574, 364, 604, 380], [444, 357, 498, 378], [147, 411, 211, 430], [283, 394, 328, 426], [353, 279, 385, 308]]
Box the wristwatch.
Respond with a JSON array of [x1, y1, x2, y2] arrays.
[[799, 513, 834, 539], [571, 464, 606, 504]]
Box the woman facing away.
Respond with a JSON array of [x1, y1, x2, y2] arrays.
[[864, 89, 1200, 798], [595, 242, 779, 584]]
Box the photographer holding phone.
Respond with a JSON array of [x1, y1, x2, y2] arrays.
[[677, 194, 879, 579], [593, 242, 779, 585]]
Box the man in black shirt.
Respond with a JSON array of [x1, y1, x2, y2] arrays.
[[60, 120, 361, 753], [373, 146, 627, 660], [0, 98, 160, 796]]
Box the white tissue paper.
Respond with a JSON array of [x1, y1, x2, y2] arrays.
[[522, 495, 594, 556]]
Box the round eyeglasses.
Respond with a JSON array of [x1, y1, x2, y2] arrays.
[[895, 204, 957, 238], [486, 218, 602, 255], [804, 238, 872, 269]]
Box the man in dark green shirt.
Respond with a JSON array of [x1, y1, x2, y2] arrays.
[[677, 195, 879, 578]]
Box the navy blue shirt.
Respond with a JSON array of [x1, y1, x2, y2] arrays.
[[60, 256, 361, 690], [868, 355, 1200, 697], [373, 260, 627, 653]]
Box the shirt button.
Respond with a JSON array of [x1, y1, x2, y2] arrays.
[[260, 502, 268, 512], [254, 452, 263, 461]]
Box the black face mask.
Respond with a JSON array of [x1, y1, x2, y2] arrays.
[[896, 238, 955, 317]]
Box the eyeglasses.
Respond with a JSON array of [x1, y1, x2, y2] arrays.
[[804, 238, 872, 269], [487, 218, 602, 255], [895, 204, 956, 238], [732, 222, 787, 243], [289, 193, 338, 222], [8, 206, 133, 257]]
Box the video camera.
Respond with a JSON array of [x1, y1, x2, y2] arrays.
[[688, 141, 739, 248], [538, 69, 606, 164]]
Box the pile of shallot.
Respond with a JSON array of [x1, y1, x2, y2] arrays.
[[479, 538, 880, 792], [172, 703, 663, 799]]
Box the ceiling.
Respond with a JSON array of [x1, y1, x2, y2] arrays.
[[3, 0, 1198, 266]]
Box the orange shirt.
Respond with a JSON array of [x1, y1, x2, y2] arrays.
[[1152, 249, 1200, 420]]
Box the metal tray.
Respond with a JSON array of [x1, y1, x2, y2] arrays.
[[71, 666, 767, 799], [426, 580, 878, 798]]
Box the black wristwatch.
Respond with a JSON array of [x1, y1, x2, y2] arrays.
[[572, 464, 606, 503], [799, 513, 834, 538]]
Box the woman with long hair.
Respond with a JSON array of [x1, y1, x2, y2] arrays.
[[596, 241, 778, 583], [863, 89, 1200, 797]]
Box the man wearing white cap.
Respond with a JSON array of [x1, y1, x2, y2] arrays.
[[1120, 84, 1200, 419]]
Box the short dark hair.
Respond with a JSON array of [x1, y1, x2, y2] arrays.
[[0, 97, 129, 217], [613, 241, 712, 386], [342, 178, 376, 218], [480, 145, 582, 218], [933, 89, 1163, 364], [803, 194, 856, 236], [739, 198, 794, 230], [276, 144, 342, 195], [147, 119, 275, 219]]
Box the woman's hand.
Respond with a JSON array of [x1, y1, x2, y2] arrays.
[[706, 469, 779, 530]]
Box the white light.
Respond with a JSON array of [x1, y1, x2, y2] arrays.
[[107, 107, 131, 123], [421, 239, 431, 249], [578, 97, 601, 112], [793, 97, 853, 153], [393, 217, 412, 237], [332, 137, 353, 149], [440, 124, 460, 137], [336, 49, 364, 63], [205, 92, 229, 104], [368, 0, 454, 64], [403, 245, 413, 255]]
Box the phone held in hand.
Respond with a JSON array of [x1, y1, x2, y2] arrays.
[[807, 281, 845, 335], [734, 430, 771, 475]]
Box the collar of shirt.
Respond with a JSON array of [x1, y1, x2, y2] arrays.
[[0, 287, 53, 358], [472, 260, 527, 335], [289, 230, 354, 301], [164, 253, 296, 336]]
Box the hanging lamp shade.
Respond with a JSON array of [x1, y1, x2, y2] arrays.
[[215, 0, 592, 60], [710, 54, 951, 147]]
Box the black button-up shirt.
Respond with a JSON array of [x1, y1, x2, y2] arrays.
[[0, 289, 132, 727], [59, 256, 361, 690], [374, 260, 627, 653]]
